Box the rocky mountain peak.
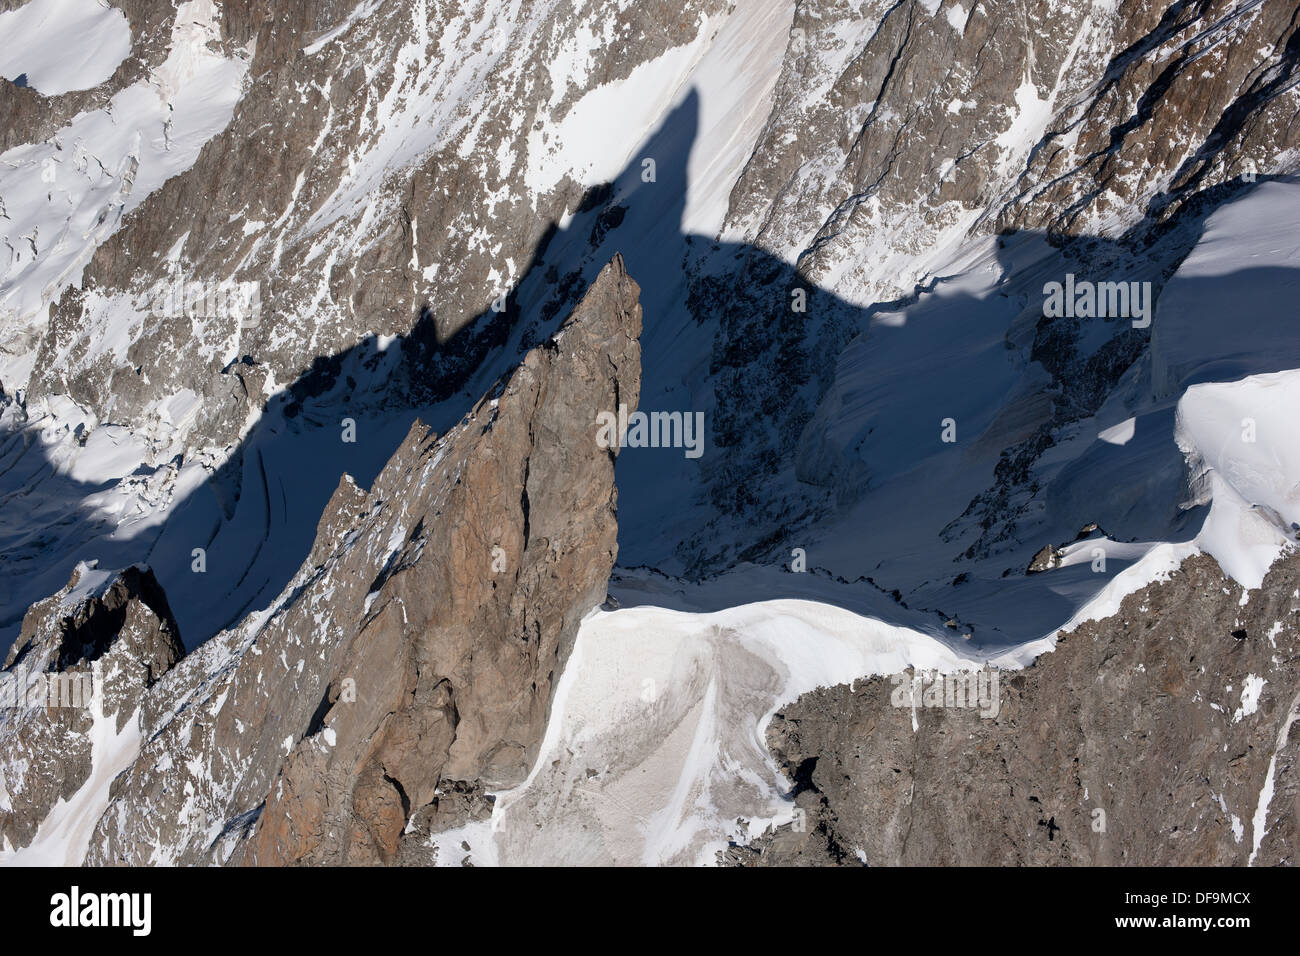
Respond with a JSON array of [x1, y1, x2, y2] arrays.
[[0, 0, 1298, 876], [43, 254, 643, 865]]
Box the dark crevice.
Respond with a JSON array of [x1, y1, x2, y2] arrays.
[[305, 683, 334, 738], [384, 773, 412, 821]]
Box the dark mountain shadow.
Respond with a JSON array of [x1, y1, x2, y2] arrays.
[[2, 89, 1295, 657]]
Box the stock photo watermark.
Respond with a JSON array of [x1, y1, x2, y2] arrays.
[[136, 275, 265, 328], [0, 666, 93, 710], [595, 404, 706, 459], [1042, 274, 1153, 329], [889, 669, 1001, 719]]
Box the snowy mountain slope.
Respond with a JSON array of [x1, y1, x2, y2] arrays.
[[0, 0, 250, 389], [1177, 370, 1300, 588], [442, 174, 1300, 865], [0, 0, 132, 96], [752, 178, 1300, 650], [2, 0, 1296, 661], [0, 0, 760, 653], [0, 0, 1298, 867], [426, 600, 984, 866]]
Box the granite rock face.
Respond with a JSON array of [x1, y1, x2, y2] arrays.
[[13, 0, 723, 450], [732, 551, 1300, 866], [70, 255, 641, 865]]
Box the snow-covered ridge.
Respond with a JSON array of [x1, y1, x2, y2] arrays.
[[430, 599, 984, 866], [1177, 371, 1300, 589]]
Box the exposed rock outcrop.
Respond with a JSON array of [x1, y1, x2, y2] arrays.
[[2, 0, 1299, 870], [5, 0, 1299, 658], [1026, 544, 1060, 574], [732, 550, 1300, 866], [0, 562, 183, 852]]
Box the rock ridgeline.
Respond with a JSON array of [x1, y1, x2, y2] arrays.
[[0, 256, 641, 864]]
